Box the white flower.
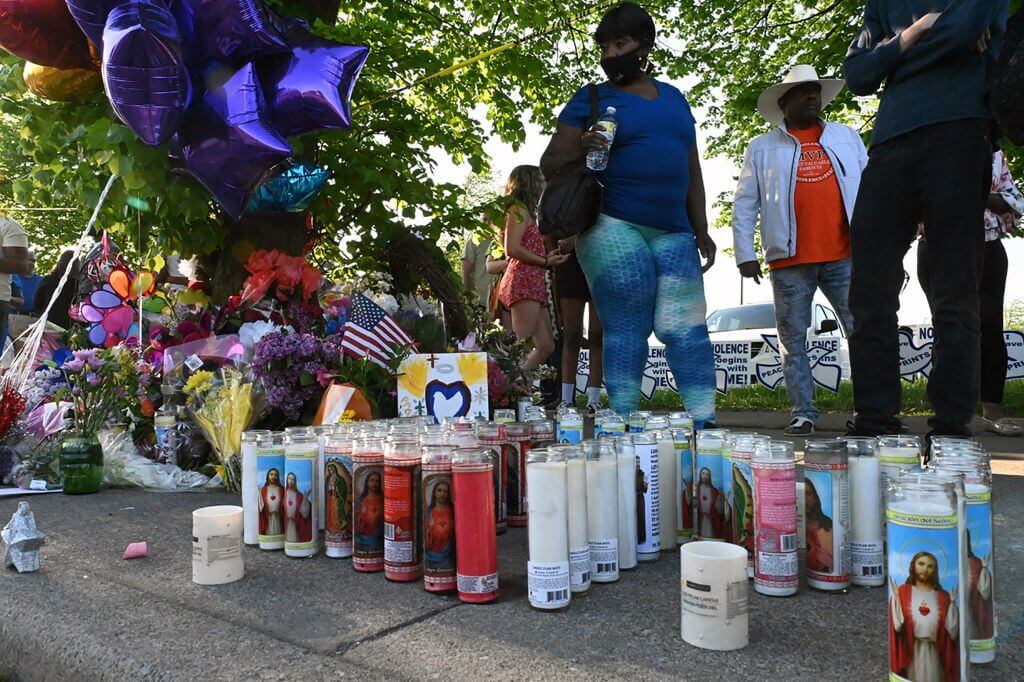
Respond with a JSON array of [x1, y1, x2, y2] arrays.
[[239, 321, 294, 352], [371, 294, 399, 314]]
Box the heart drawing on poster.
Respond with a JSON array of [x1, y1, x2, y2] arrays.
[[425, 380, 471, 419]]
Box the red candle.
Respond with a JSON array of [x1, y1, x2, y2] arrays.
[[352, 432, 385, 573], [452, 447, 499, 603], [384, 430, 422, 582], [422, 444, 456, 592]]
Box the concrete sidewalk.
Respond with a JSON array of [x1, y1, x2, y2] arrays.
[[1, 465, 1022, 681]]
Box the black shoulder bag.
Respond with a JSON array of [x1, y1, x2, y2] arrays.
[[538, 84, 603, 240]]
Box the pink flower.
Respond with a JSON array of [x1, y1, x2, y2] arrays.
[[316, 368, 335, 388]]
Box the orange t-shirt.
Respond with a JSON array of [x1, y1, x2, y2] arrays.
[[770, 124, 851, 270]]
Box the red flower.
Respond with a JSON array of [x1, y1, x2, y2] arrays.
[[240, 270, 275, 305], [299, 262, 323, 299], [140, 399, 155, 417], [275, 256, 302, 300], [245, 249, 282, 276]]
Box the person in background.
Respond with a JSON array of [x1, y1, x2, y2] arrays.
[[732, 65, 865, 436], [461, 224, 496, 310], [553, 235, 605, 415], [540, 2, 717, 426], [918, 141, 1023, 436], [844, 1, 1008, 440], [497, 165, 568, 369], [33, 249, 79, 330], [0, 215, 32, 355], [485, 251, 513, 329], [11, 251, 41, 315]]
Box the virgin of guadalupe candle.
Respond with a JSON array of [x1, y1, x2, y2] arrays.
[[846, 437, 884, 586], [656, 430, 678, 552], [352, 432, 386, 572], [192, 505, 245, 585], [803, 439, 851, 591], [887, 474, 968, 682], [505, 423, 532, 527], [422, 443, 456, 592], [241, 430, 270, 546], [586, 439, 619, 583], [557, 407, 584, 445], [256, 433, 286, 550], [452, 447, 499, 603], [527, 448, 570, 610], [728, 434, 759, 573], [284, 432, 320, 558], [878, 435, 921, 489], [615, 436, 639, 570], [562, 445, 590, 593], [384, 428, 423, 582], [632, 431, 661, 561], [694, 430, 728, 541], [673, 429, 694, 544], [752, 441, 798, 597], [932, 458, 996, 663], [324, 431, 355, 559], [478, 423, 508, 534]]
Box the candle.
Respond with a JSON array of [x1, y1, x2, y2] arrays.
[[284, 432, 320, 558], [314, 425, 329, 535], [241, 430, 270, 546], [422, 443, 456, 592], [564, 444, 591, 593], [516, 397, 532, 422], [256, 433, 286, 550], [586, 439, 619, 583], [680, 541, 749, 651], [795, 480, 806, 550], [493, 409, 516, 424], [887, 473, 968, 681], [846, 437, 884, 587], [352, 431, 386, 572], [527, 448, 570, 610], [728, 433, 760, 574], [505, 423, 532, 527], [529, 419, 556, 452], [192, 505, 244, 585], [556, 406, 584, 445], [803, 439, 850, 591], [656, 430, 678, 552], [753, 440, 798, 597], [694, 429, 728, 541], [597, 413, 626, 439], [452, 447, 499, 603], [324, 429, 355, 559], [616, 436, 639, 571], [877, 435, 921, 489], [478, 423, 508, 534], [633, 430, 661, 561], [627, 410, 649, 433], [673, 428, 694, 544], [384, 426, 423, 582]]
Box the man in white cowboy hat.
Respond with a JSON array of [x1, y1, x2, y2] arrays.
[[731, 64, 867, 435]]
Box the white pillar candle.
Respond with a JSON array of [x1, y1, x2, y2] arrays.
[[241, 430, 269, 546], [284, 433, 320, 558], [564, 445, 591, 593], [633, 431, 661, 561], [586, 440, 619, 583], [616, 437, 639, 570], [192, 505, 245, 585], [846, 438, 884, 587], [680, 541, 749, 651], [527, 450, 571, 610], [657, 433, 678, 552]]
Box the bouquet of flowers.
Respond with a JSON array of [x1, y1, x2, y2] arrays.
[[183, 365, 262, 492], [252, 331, 344, 421], [55, 347, 149, 439]]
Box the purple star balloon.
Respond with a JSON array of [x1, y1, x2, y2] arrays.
[[177, 0, 289, 67], [259, 27, 369, 137], [101, 0, 190, 146], [179, 62, 292, 219]]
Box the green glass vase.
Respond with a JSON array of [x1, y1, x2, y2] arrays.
[[60, 436, 104, 494]]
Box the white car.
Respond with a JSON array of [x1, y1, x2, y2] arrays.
[[706, 301, 852, 387]]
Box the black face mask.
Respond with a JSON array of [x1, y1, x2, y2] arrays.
[[601, 47, 645, 85]]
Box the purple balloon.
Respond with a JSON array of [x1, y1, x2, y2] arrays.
[[259, 27, 369, 137], [179, 62, 292, 219], [66, 0, 166, 51], [177, 0, 289, 67], [102, 1, 190, 146]]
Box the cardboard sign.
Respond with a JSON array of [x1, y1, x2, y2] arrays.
[[397, 352, 489, 421]]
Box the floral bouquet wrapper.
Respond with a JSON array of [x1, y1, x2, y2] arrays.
[[185, 365, 264, 492]]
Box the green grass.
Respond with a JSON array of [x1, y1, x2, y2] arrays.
[[578, 380, 1024, 417]]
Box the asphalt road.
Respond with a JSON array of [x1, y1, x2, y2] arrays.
[[1, 456, 1022, 681]]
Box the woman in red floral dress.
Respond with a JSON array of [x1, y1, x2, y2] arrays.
[[497, 165, 568, 369]]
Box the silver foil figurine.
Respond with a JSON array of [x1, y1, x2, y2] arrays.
[[2, 501, 45, 573]]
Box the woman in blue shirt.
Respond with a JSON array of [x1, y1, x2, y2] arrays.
[[540, 2, 717, 426]]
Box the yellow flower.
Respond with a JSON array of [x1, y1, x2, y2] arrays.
[[398, 358, 429, 398], [458, 352, 487, 388], [183, 370, 214, 396]]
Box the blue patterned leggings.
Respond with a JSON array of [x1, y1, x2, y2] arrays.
[[576, 215, 716, 426]]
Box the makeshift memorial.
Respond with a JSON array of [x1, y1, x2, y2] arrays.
[[846, 437, 884, 587], [586, 439, 619, 583], [192, 505, 245, 585], [527, 447, 570, 610], [70, 234, 149, 348], [324, 430, 355, 559], [2, 501, 45, 573], [422, 442, 455, 591], [564, 444, 590, 594], [752, 440, 798, 597], [680, 541, 749, 651], [803, 439, 851, 592], [452, 447, 498, 603], [615, 435, 638, 570]]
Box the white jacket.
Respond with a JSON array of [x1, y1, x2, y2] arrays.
[[731, 121, 868, 265]]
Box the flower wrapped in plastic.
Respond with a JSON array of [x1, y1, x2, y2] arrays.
[[183, 365, 263, 492]]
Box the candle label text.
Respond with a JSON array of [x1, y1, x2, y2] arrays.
[[635, 443, 661, 554], [528, 561, 571, 608]]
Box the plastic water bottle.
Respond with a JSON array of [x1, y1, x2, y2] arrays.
[[586, 107, 617, 171]]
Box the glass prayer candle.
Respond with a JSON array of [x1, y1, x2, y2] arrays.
[[324, 430, 355, 559], [598, 413, 626, 439], [452, 447, 499, 603], [505, 422, 532, 527], [615, 436, 639, 571], [727, 433, 759, 573], [694, 429, 728, 542], [846, 437, 884, 587], [241, 430, 270, 546], [556, 407, 584, 445], [527, 448, 570, 610], [493, 409, 516, 424], [803, 438, 851, 592], [586, 439, 619, 583], [656, 429, 678, 552], [562, 444, 590, 593], [753, 440, 798, 597], [477, 422, 508, 534], [672, 428, 694, 544], [256, 433, 286, 550], [422, 443, 456, 592], [529, 418, 555, 450], [384, 429, 423, 582], [352, 431, 386, 572], [632, 431, 661, 561], [627, 411, 649, 433], [284, 432, 320, 558], [878, 435, 921, 490]]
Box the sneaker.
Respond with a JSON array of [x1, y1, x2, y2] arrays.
[[784, 417, 815, 436]]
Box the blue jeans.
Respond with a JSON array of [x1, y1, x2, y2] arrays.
[[769, 258, 854, 422]]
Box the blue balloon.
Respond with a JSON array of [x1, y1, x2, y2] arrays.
[[246, 163, 331, 213], [101, 0, 191, 146]]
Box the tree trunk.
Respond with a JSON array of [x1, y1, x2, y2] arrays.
[[207, 212, 309, 301]]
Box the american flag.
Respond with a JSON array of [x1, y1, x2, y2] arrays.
[[341, 294, 414, 366]]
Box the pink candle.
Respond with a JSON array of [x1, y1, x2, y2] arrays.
[[452, 447, 499, 603]]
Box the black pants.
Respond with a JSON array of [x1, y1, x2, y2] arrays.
[[849, 119, 991, 435], [918, 238, 1009, 405]]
